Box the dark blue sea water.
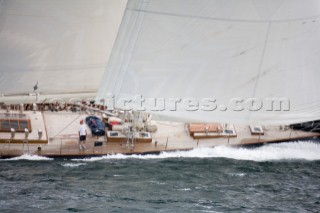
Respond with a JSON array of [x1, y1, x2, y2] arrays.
[[0, 141, 319, 213]]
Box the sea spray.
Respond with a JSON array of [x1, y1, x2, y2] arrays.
[[2, 154, 53, 161], [73, 141, 320, 162]]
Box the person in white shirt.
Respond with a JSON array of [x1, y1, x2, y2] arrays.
[[79, 120, 87, 150]]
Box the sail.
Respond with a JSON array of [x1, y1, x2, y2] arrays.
[[97, 0, 320, 125], [0, 0, 126, 97]]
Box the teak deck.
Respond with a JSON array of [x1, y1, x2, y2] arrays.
[[0, 110, 319, 158]]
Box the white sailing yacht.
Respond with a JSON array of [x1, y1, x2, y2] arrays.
[[0, 0, 319, 158]]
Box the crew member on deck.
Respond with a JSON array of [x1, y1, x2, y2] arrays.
[[79, 120, 87, 150]]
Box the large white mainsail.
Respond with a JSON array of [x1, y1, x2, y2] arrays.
[[97, 0, 320, 125], [0, 0, 126, 100]]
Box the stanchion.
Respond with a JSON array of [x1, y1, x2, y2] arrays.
[[165, 137, 168, 150], [60, 139, 63, 155]]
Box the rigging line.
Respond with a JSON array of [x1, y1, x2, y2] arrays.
[[252, 22, 271, 97], [244, 22, 271, 123], [130, 8, 320, 24]]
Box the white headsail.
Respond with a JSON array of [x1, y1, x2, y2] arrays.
[[0, 0, 126, 98], [97, 0, 320, 125]]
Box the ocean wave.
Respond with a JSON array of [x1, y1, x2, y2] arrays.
[[60, 162, 87, 167], [3, 154, 53, 161], [230, 173, 246, 177], [72, 141, 320, 162]]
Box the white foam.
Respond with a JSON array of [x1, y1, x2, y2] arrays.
[[230, 173, 246, 177], [72, 141, 320, 162], [212, 141, 320, 161], [73, 154, 132, 162], [3, 154, 53, 161], [177, 188, 191, 191], [60, 163, 86, 167]]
